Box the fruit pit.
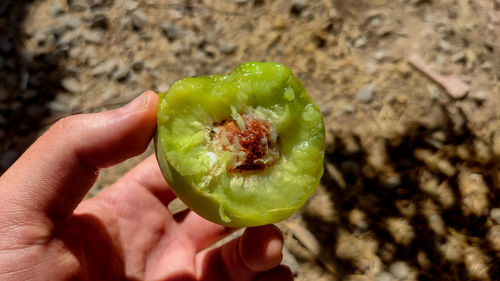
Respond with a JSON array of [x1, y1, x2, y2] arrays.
[[214, 113, 279, 173]]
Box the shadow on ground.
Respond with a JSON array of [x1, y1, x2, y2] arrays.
[[0, 0, 66, 173], [302, 102, 500, 280]]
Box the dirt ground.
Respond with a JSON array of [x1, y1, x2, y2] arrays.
[[1, 0, 499, 280]]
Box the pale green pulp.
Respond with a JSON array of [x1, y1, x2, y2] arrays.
[[155, 62, 325, 227]]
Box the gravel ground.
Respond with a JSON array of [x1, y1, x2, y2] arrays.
[[1, 0, 499, 280]]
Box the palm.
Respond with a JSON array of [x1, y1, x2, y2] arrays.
[[0, 92, 291, 281], [64, 156, 231, 280]]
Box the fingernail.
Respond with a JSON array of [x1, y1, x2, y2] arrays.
[[122, 93, 148, 113]]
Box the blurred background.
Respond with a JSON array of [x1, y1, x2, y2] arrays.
[[0, 0, 499, 280]]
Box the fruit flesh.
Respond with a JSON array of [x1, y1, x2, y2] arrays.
[[155, 62, 325, 227]]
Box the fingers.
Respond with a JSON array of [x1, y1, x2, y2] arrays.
[[239, 225, 284, 272], [196, 225, 289, 281], [0, 91, 158, 224], [176, 210, 235, 252]]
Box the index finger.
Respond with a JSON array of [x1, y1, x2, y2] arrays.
[[0, 91, 158, 226]]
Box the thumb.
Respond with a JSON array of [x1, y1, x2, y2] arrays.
[[0, 91, 158, 224]]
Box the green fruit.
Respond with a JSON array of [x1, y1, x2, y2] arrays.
[[155, 62, 325, 227]]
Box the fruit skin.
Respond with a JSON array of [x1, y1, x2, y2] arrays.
[[155, 62, 325, 227]]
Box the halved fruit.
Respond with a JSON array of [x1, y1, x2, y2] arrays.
[[155, 62, 325, 227]]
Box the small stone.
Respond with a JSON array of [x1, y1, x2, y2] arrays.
[[131, 9, 147, 30], [0, 150, 17, 170], [62, 15, 81, 30], [92, 59, 118, 77], [113, 62, 130, 82], [470, 90, 488, 105], [50, 4, 65, 18], [0, 38, 12, 53], [354, 36, 367, 48], [281, 246, 301, 276], [374, 50, 385, 60], [67, 0, 88, 11], [58, 30, 81, 46], [90, 14, 109, 30], [487, 225, 500, 251], [491, 208, 500, 224], [161, 21, 182, 42], [389, 261, 410, 280], [82, 45, 98, 65], [493, 132, 500, 157], [87, 0, 109, 8], [437, 40, 452, 52], [61, 77, 81, 94], [376, 271, 394, 281], [49, 100, 68, 112], [217, 39, 237, 54], [290, 0, 308, 15], [356, 83, 376, 103], [83, 30, 104, 44], [342, 103, 356, 114]]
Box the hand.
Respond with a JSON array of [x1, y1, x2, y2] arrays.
[[0, 91, 293, 281]]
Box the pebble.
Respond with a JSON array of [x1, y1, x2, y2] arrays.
[[161, 21, 183, 42], [491, 208, 500, 224], [62, 15, 81, 30], [113, 62, 130, 82], [493, 131, 500, 157], [0, 150, 17, 171], [470, 90, 488, 105], [83, 30, 104, 44], [58, 30, 81, 46], [50, 4, 65, 18], [67, 0, 88, 11], [281, 245, 301, 276], [92, 59, 118, 77], [49, 100, 68, 112], [217, 39, 237, 54], [356, 83, 376, 103], [437, 39, 451, 53], [376, 271, 394, 281], [61, 77, 81, 94], [131, 9, 148, 30], [389, 261, 410, 280], [487, 225, 500, 251]]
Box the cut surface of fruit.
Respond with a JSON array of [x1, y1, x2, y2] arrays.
[[155, 62, 325, 227]]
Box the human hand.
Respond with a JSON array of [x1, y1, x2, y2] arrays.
[[0, 91, 293, 281]]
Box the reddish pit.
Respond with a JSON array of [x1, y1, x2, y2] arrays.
[[215, 114, 278, 172]]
